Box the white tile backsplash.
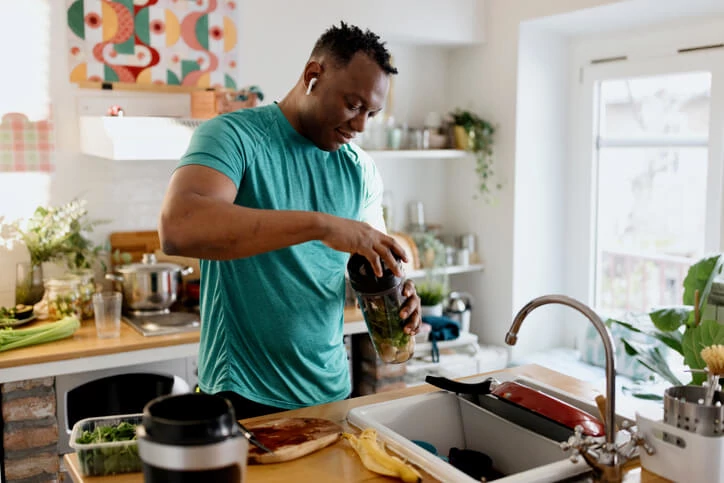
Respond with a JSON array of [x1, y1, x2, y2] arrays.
[[0, 150, 179, 306]]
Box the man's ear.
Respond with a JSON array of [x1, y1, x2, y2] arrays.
[[303, 60, 324, 95]]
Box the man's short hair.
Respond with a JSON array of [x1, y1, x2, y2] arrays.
[[311, 21, 398, 75]]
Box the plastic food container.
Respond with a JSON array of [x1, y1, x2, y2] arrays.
[[69, 413, 143, 477]]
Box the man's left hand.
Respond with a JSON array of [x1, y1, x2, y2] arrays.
[[400, 280, 422, 335]]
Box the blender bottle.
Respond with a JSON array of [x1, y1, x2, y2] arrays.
[[347, 254, 415, 364]]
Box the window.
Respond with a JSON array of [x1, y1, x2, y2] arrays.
[[591, 67, 720, 313]]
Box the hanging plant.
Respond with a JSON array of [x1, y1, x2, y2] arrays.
[[451, 109, 500, 201]]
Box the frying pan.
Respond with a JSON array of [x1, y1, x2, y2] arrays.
[[425, 376, 604, 442]]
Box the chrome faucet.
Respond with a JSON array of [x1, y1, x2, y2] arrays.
[[505, 294, 652, 483]]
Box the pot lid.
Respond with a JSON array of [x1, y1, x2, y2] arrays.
[[115, 253, 183, 273], [116, 262, 183, 273]]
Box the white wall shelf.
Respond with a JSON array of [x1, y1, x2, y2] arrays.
[[78, 115, 472, 162], [414, 331, 479, 355], [407, 263, 484, 279], [367, 149, 470, 160]]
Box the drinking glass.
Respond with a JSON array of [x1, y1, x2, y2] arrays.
[[92, 292, 122, 339]]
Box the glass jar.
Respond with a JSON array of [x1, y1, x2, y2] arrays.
[[70, 269, 96, 319], [45, 276, 82, 320]]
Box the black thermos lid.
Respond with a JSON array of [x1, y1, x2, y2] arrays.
[[141, 393, 238, 446], [347, 253, 403, 294]]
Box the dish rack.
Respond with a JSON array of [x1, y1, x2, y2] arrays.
[[636, 385, 724, 483]]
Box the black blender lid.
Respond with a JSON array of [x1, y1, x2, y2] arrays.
[[141, 393, 238, 446], [347, 253, 403, 293]]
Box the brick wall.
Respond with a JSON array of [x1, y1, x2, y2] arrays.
[[2, 377, 59, 482]]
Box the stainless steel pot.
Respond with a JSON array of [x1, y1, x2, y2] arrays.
[[106, 253, 193, 314]]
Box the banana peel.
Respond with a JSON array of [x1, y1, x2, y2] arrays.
[[343, 428, 422, 483]]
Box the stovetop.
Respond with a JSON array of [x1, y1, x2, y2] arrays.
[[123, 311, 200, 337]]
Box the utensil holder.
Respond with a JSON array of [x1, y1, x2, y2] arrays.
[[637, 413, 724, 483], [664, 385, 724, 436]]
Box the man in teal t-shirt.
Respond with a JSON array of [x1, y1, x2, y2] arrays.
[[159, 22, 422, 417]]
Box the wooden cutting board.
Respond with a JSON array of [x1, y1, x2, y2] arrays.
[[246, 417, 343, 464]]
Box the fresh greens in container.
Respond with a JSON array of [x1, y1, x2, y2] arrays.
[[347, 253, 414, 364], [361, 290, 414, 363], [70, 414, 143, 476]]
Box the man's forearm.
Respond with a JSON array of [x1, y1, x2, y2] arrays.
[[159, 193, 328, 260]]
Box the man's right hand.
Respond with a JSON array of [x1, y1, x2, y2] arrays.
[[319, 215, 407, 277]]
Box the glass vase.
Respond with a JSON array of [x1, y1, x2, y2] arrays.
[[15, 262, 45, 306]]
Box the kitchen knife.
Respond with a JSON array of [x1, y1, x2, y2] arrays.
[[238, 421, 274, 454]]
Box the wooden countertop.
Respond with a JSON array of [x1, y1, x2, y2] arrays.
[[0, 308, 365, 371], [63, 365, 669, 483], [0, 317, 199, 370]]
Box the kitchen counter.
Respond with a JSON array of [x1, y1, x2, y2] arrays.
[[0, 308, 367, 384], [63, 364, 669, 483], [0, 315, 200, 384]]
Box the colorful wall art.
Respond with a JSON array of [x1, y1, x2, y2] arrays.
[[67, 0, 239, 89]]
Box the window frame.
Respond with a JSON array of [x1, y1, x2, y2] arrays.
[[570, 49, 724, 310]]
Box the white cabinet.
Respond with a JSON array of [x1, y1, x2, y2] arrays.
[[79, 116, 202, 161]]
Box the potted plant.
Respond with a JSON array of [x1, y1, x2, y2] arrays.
[[416, 279, 447, 317], [609, 254, 724, 397], [450, 109, 499, 201], [0, 199, 105, 305]]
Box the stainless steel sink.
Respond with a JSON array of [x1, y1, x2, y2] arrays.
[[347, 372, 625, 482]]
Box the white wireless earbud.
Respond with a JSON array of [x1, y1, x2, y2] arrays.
[[305, 77, 317, 96]]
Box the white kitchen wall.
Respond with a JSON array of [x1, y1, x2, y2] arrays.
[[237, 0, 482, 107], [509, 23, 570, 355], [444, 0, 624, 359]]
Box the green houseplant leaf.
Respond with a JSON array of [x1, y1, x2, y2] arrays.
[[608, 318, 683, 355], [649, 307, 692, 333], [605, 254, 724, 389], [682, 319, 724, 384], [683, 255, 723, 316], [416, 281, 446, 306], [620, 338, 683, 387]]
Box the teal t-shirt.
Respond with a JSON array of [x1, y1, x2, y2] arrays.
[[177, 104, 383, 409]]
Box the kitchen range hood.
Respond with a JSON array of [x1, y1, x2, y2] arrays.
[[79, 116, 204, 161]]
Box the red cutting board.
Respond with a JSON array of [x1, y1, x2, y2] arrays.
[[245, 417, 343, 464]]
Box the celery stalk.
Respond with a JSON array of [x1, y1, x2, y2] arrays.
[[0, 317, 80, 352]]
